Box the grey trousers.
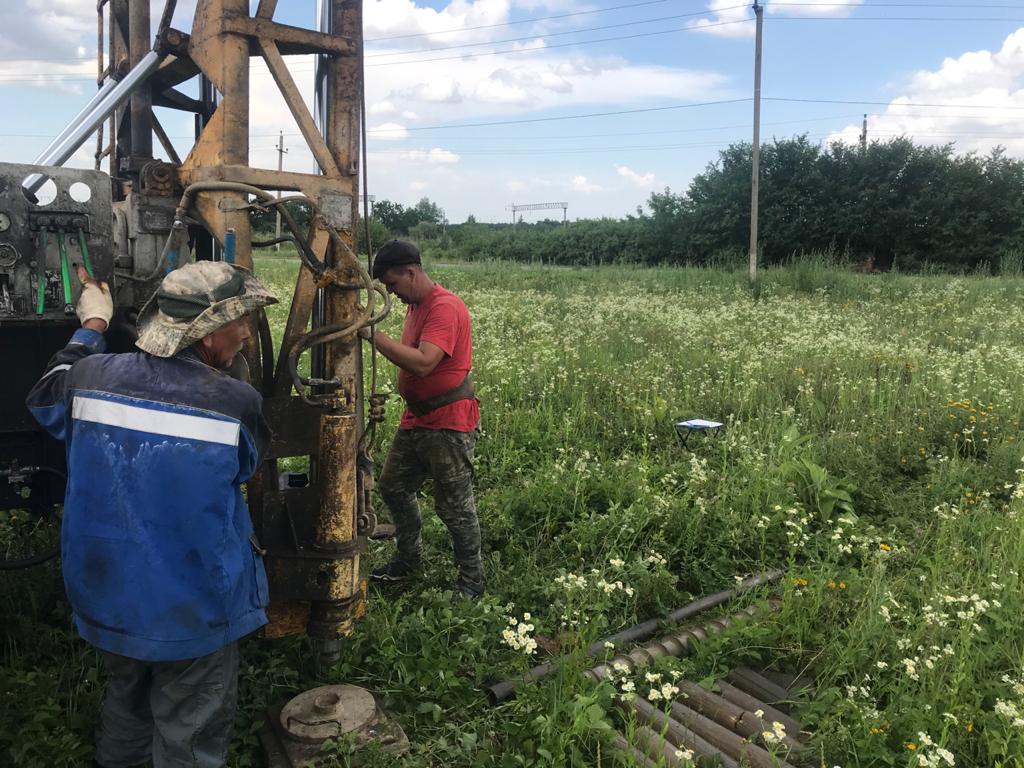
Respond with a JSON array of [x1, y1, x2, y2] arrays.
[[94, 642, 239, 768], [378, 427, 483, 587]]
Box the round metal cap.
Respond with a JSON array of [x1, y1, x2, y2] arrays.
[[279, 684, 377, 744]]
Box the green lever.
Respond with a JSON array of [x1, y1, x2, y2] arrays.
[[56, 229, 73, 315], [76, 228, 94, 278], [35, 229, 48, 316]]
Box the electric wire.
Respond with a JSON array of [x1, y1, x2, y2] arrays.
[[364, 6, 749, 59]]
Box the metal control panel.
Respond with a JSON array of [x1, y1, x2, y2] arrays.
[[0, 163, 113, 322]]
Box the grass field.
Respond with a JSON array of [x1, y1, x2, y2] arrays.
[[3, 257, 1024, 767]]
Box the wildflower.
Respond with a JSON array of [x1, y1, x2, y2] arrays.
[[603, 641, 615, 651], [754, 709, 765, 719], [647, 688, 662, 701], [674, 748, 694, 761], [879, 543, 892, 552], [609, 557, 624, 568], [907, 743, 917, 751]]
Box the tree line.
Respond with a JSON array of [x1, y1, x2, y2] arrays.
[[253, 137, 1024, 272]]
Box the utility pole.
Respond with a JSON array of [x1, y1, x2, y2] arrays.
[[748, 1, 764, 286], [274, 130, 288, 251], [860, 113, 867, 151]]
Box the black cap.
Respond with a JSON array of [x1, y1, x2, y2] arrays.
[[371, 239, 421, 280]]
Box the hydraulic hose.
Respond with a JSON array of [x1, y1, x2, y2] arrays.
[[175, 182, 327, 278], [0, 466, 66, 571], [56, 230, 73, 314], [76, 228, 95, 278]]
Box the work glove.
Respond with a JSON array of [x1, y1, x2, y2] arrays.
[[75, 266, 113, 328]]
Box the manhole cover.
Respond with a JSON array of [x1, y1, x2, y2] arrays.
[[279, 684, 377, 744]]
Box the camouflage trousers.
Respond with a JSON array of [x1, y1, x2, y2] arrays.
[[378, 427, 483, 588]]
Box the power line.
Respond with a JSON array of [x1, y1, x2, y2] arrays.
[[365, 0, 678, 42], [768, 1, 1024, 7], [769, 14, 1024, 20], [767, 96, 1024, 109], [372, 99, 753, 131], [365, 6, 749, 58]]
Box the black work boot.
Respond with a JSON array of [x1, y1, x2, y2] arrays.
[[370, 559, 420, 583], [453, 574, 485, 600]]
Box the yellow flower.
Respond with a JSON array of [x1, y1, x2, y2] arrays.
[[839, 581, 847, 589], [879, 543, 892, 552], [906, 743, 917, 751], [966, 722, 973, 733], [793, 578, 808, 587], [828, 581, 836, 589]]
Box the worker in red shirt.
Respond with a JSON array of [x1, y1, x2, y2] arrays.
[[360, 240, 483, 597]]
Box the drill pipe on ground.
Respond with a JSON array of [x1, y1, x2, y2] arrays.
[[611, 732, 658, 768], [622, 696, 739, 768], [587, 601, 779, 683], [727, 667, 794, 711], [716, 680, 804, 737], [677, 680, 807, 751], [486, 570, 783, 703], [668, 701, 795, 768]]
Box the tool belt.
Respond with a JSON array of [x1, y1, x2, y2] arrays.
[[405, 375, 476, 417]]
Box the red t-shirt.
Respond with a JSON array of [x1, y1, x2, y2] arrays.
[[398, 283, 480, 432]]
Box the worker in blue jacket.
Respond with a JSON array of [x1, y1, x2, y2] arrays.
[[26, 260, 277, 768]]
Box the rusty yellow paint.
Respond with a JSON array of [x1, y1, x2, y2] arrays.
[[263, 600, 311, 639]]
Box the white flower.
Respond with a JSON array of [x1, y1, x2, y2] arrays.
[[609, 557, 625, 568]]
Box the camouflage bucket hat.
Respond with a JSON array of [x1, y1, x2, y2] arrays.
[[136, 261, 278, 358]]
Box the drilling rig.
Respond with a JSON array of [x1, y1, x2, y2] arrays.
[[0, 0, 402, 762]]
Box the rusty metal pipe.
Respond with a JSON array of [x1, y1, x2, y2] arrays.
[[716, 680, 804, 737], [668, 701, 789, 768], [307, 412, 361, 665], [588, 603, 775, 683], [727, 667, 793, 711], [624, 696, 738, 768], [611, 733, 658, 768], [633, 726, 685, 767], [486, 571, 783, 702]]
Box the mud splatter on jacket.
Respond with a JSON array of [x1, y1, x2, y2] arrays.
[[26, 328, 270, 661]]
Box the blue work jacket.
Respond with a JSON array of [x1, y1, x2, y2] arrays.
[[26, 328, 270, 661]]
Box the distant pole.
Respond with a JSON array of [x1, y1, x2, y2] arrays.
[[275, 131, 288, 251], [860, 113, 867, 150], [748, 1, 764, 286]]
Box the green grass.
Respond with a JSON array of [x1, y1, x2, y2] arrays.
[[4, 258, 1024, 766]]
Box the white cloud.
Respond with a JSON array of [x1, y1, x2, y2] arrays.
[[409, 180, 428, 191], [401, 110, 420, 121], [397, 77, 463, 103], [370, 100, 398, 116], [616, 165, 656, 189], [365, 0, 512, 44], [371, 123, 410, 140], [827, 27, 1024, 155], [766, 0, 862, 16], [688, 1, 756, 39], [690, 0, 862, 38], [572, 175, 601, 193], [402, 147, 461, 163]]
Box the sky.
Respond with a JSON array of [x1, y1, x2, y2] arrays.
[[2, 1, 1024, 222]]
